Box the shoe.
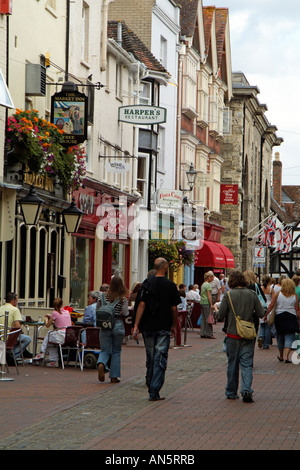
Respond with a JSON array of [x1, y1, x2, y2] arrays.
[[110, 378, 120, 383], [242, 391, 254, 403], [46, 361, 59, 368], [97, 363, 105, 382], [226, 395, 239, 400], [277, 356, 284, 362], [149, 397, 165, 401], [257, 337, 263, 348], [284, 359, 292, 363], [23, 349, 33, 358], [33, 353, 44, 361]]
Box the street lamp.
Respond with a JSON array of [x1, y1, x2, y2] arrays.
[[62, 197, 84, 233], [19, 185, 44, 225], [180, 163, 197, 192]]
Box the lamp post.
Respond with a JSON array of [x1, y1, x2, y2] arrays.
[[19, 185, 44, 225], [180, 163, 197, 193], [62, 197, 84, 233]]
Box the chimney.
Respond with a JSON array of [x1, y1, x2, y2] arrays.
[[273, 152, 282, 206]]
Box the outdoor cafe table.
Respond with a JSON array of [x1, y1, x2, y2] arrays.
[[21, 321, 45, 357]]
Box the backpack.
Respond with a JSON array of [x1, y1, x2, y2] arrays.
[[96, 293, 119, 330]]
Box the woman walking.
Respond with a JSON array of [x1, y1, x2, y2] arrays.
[[218, 271, 265, 402], [96, 276, 129, 383], [200, 272, 215, 338], [258, 275, 273, 349], [266, 278, 300, 363]]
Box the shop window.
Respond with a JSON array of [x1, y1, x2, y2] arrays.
[[38, 228, 47, 299], [19, 225, 27, 299], [70, 236, 92, 308], [29, 227, 37, 298]]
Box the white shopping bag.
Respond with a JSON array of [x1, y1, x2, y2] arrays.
[[0, 340, 6, 365]]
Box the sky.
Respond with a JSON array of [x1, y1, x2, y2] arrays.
[[203, 0, 300, 185]]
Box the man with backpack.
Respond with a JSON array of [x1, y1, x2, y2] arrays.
[[133, 258, 181, 401]]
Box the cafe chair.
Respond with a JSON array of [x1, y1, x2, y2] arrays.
[[44, 326, 84, 371], [79, 327, 101, 370], [186, 303, 194, 330], [5, 327, 24, 375]]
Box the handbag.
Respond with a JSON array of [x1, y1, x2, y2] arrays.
[[255, 284, 267, 309], [267, 297, 277, 327], [228, 292, 256, 340], [207, 310, 215, 325]]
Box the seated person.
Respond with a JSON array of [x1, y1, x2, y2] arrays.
[[178, 289, 187, 311], [82, 291, 98, 326], [0, 292, 32, 359], [33, 298, 71, 367], [186, 284, 200, 302]]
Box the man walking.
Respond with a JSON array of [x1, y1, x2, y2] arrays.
[[133, 258, 181, 401]]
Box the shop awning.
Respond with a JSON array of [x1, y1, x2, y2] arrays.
[[194, 240, 235, 268]]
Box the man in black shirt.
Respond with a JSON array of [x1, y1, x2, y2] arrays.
[[133, 258, 181, 401]]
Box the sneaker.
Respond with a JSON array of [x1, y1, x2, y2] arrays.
[[23, 349, 33, 358], [46, 361, 59, 368], [257, 337, 263, 348], [33, 353, 44, 361], [242, 391, 254, 403]]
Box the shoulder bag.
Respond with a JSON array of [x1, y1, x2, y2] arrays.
[[255, 284, 267, 309], [228, 292, 256, 340], [267, 295, 277, 327]]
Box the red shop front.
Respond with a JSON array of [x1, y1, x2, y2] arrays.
[[194, 221, 235, 286]]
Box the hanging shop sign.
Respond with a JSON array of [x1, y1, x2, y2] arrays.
[[105, 161, 131, 174], [118, 105, 167, 125], [0, 68, 14, 108], [51, 89, 88, 146], [0, 0, 13, 15], [253, 246, 266, 268], [156, 189, 183, 208], [220, 184, 238, 205]]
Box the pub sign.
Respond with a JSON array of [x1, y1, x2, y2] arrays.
[[51, 89, 88, 146]]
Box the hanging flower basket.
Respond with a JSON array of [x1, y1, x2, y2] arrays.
[[148, 240, 194, 273], [6, 109, 86, 193]]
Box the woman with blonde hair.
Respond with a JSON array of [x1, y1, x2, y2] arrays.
[[266, 278, 300, 363]]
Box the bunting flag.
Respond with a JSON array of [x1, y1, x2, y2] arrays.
[[274, 226, 284, 253], [281, 228, 292, 253], [263, 216, 276, 247]]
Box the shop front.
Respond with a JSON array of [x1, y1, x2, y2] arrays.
[[194, 221, 235, 286]]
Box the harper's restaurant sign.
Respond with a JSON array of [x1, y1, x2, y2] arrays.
[[118, 105, 167, 125], [51, 89, 88, 146]]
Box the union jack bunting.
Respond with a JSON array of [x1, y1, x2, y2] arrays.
[[263, 216, 276, 247], [281, 228, 292, 254], [274, 226, 284, 253]]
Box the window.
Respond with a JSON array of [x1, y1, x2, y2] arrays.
[[160, 36, 167, 68], [223, 107, 232, 134], [157, 126, 165, 171], [139, 82, 151, 105], [137, 153, 155, 206], [116, 64, 122, 99], [81, 3, 89, 63]]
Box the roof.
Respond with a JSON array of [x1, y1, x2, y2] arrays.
[[176, 0, 198, 37], [107, 21, 170, 76]]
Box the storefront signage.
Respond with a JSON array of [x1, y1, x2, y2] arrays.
[[0, 188, 15, 242], [253, 246, 266, 268], [220, 184, 238, 205], [51, 89, 88, 146], [118, 105, 167, 125], [105, 161, 130, 174], [101, 208, 127, 235], [0, 0, 13, 15], [157, 189, 183, 208]]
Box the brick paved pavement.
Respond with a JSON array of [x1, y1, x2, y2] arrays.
[[1, 323, 300, 451]]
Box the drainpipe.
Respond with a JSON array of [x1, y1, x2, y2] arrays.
[[101, 0, 114, 71]]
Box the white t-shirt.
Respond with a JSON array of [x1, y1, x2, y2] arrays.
[[186, 290, 200, 301]]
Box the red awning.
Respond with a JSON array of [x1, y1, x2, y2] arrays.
[[194, 240, 235, 269]]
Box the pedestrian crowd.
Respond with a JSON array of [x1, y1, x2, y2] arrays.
[[1, 263, 300, 405]]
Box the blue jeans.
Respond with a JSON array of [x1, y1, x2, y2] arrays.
[[143, 330, 171, 400], [258, 323, 271, 348], [14, 334, 32, 358], [225, 336, 255, 398], [97, 319, 125, 378]]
